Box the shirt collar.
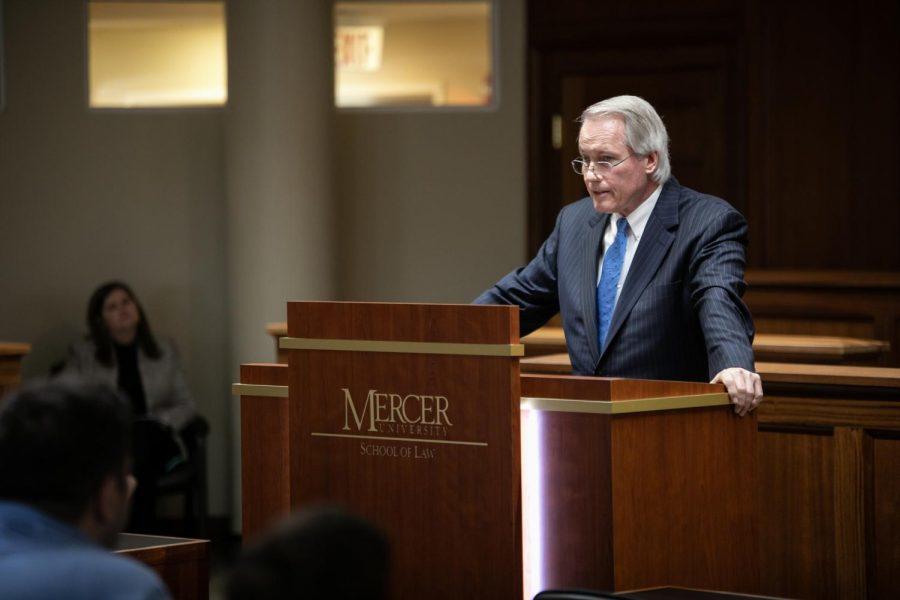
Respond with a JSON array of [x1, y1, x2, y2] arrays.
[[612, 184, 662, 241]]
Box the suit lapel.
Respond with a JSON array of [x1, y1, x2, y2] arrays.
[[581, 211, 608, 365], [600, 181, 680, 359]]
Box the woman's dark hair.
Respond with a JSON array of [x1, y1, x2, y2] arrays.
[[87, 281, 161, 366]]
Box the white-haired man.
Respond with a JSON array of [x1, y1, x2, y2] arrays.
[[476, 95, 763, 415]]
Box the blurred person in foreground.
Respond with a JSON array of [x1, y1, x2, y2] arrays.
[[0, 378, 169, 599], [61, 281, 201, 531], [226, 507, 390, 600]]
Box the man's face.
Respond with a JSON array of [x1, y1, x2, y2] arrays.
[[578, 116, 659, 216]]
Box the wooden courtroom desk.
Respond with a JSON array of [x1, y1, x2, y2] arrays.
[[522, 354, 900, 600], [0, 342, 31, 401], [115, 533, 209, 600], [519, 326, 889, 364], [744, 269, 900, 367], [520, 352, 575, 374]]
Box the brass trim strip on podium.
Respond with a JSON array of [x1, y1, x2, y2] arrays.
[[279, 337, 525, 357], [231, 383, 289, 398], [521, 392, 730, 415]]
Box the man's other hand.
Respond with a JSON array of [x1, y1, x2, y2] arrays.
[[711, 367, 763, 417]]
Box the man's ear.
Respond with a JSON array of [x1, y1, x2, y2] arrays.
[[94, 473, 134, 523], [644, 151, 659, 175], [93, 475, 122, 526]]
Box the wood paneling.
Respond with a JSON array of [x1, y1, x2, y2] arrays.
[[757, 427, 836, 599], [871, 434, 900, 599], [748, 0, 900, 269], [832, 428, 867, 599], [528, 1, 900, 270], [757, 369, 900, 599]]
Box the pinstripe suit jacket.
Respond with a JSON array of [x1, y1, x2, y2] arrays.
[[475, 178, 755, 382]]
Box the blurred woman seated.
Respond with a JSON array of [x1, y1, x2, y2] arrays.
[[61, 281, 199, 533]]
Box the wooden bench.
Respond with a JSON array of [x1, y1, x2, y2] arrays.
[[518, 326, 889, 364], [0, 342, 31, 401]]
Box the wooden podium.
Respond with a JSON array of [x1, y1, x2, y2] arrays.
[[235, 302, 524, 599], [233, 302, 759, 599], [520, 374, 759, 595]]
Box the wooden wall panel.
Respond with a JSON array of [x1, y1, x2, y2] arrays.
[[757, 370, 900, 599], [757, 427, 836, 599], [528, 0, 900, 270], [833, 428, 867, 599], [871, 434, 900, 598], [748, 0, 900, 269]]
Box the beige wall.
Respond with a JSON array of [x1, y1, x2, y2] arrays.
[[0, 0, 231, 515], [0, 0, 526, 527], [337, 0, 526, 303]]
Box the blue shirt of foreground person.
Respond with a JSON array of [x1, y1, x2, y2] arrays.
[[0, 379, 169, 600], [475, 95, 763, 415]]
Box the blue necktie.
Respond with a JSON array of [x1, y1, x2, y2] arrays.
[[597, 218, 629, 351]]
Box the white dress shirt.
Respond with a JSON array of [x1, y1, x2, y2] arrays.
[[597, 185, 663, 305]]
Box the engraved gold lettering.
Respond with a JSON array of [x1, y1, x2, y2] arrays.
[[344, 388, 452, 434], [343, 388, 377, 432], [375, 393, 390, 423], [402, 394, 420, 423], [389, 394, 403, 423], [436, 396, 452, 426], [420, 395, 434, 424]]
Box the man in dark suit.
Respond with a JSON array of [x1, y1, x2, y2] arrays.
[[475, 95, 763, 415]]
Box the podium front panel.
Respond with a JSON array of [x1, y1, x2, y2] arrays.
[[286, 302, 522, 600]]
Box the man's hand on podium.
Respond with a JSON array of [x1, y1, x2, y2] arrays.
[[711, 367, 764, 417]]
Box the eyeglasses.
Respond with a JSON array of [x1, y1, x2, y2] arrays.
[[571, 155, 632, 176]]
